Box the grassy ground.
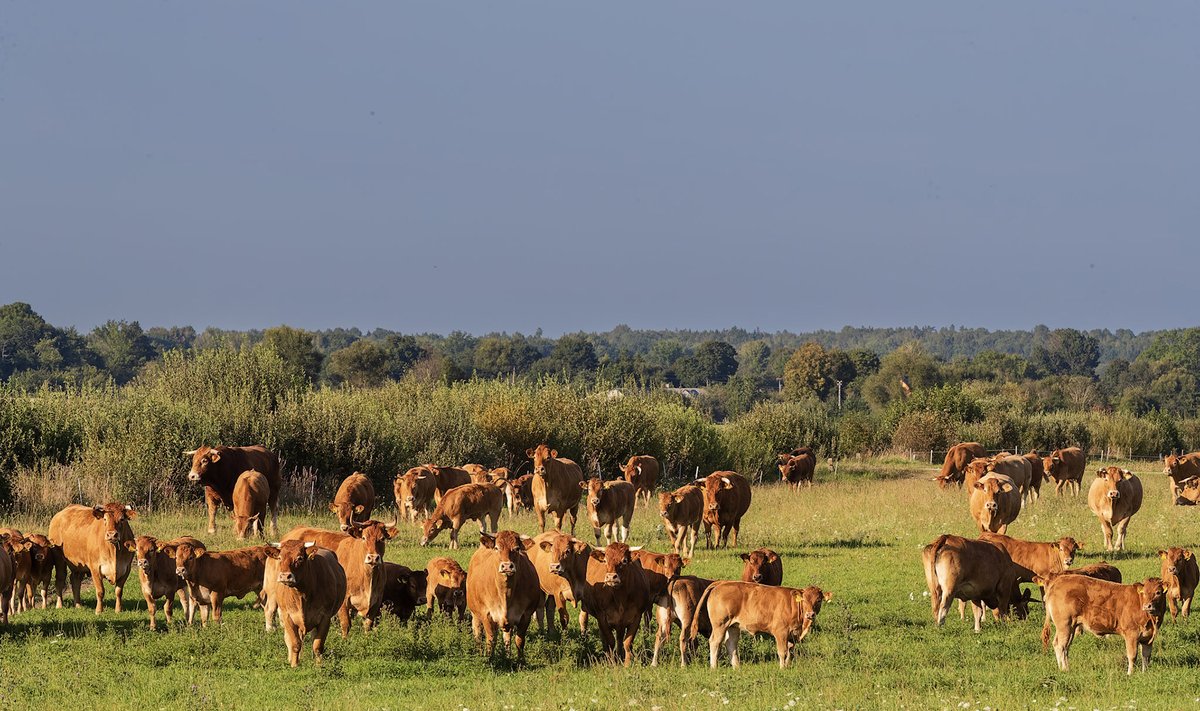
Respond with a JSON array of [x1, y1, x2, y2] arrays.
[[1, 459, 1196, 710]]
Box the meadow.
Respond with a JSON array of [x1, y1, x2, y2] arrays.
[[0, 458, 1197, 711]]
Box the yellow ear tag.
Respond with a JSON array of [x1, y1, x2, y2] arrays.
[[1161, 553, 1168, 560], [793, 593, 802, 603]]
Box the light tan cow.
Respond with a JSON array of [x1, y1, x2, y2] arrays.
[[329, 472, 375, 531], [528, 530, 591, 634], [232, 470, 270, 540], [580, 478, 635, 546], [527, 445, 584, 534], [420, 482, 504, 549], [1088, 467, 1143, 551], [693, 471, 752, 549], [425, 556, 467, 620], [986, 454, 1033, 503], [968, 474, 1021, 534], [395, 466, 437, 522], [693, 581, 832, 668], [658, 485, 703, 558], [621, 455, 660, 506], [466, 531, 545, 658], [48, 503, 136, 614], [265, 541, 347, 667], [1158, 547, 1198, 620], [923, 534, 1029, 632]]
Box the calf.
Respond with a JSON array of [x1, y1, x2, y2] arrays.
[[265, 541, 347, 667], [621, 455, 660, 506], [379, 561, 428, 622], [0, 529, 33, 614], [1041, 575, 1166, 674], [694, 471, 752, 549], [330, 472, 374, 531], [1043, 447, 1086, 496], [395, 466, 437, 522], [232, 470, 270, 540], [659, 485, 703, 558], [0, 540, 12, 624], [629, 548, 687, 667], [968, 474, 1021, 534], [693, 581, 832, 668], [1158, 547, 1198, 620], [1023, 450, 1045, 501], [1163, 452, 1200, 503], [529, 530, 591, 634], [126, 535, 205, 630], [1088, 467, 1143, 551], [48, 503, 136, 614], [579, 542, 650, 666], [777, 448, 816, 490], [421, 482, 503, 549], [23, 533, 57, 610], [922, 534, 1028, 632], [1061, 561, 1123, 583], [503, 474, 535, 515], [173, 541, 270, 625], [580, 478, 635, 546], [740, 548, 783, 586], [466, 531, 544, 658], [963, 458, 990, 491], [425, 556, 468, 620]]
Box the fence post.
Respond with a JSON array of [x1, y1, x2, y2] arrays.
[[77, 478, 83, 504], [309, 479, 316, 512], [929, 450, 934, 465], [147, 484, 153, 513]]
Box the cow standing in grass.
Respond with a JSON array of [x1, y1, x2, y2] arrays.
[[184, 445, 281, 536]]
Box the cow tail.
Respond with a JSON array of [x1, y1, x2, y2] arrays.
[[689, 582, 716, 644], [1041, 612, 1053, 649], [926, 535, 951, 613]]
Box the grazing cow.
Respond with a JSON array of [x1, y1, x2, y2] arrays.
[[173, 541, 270, 625], [581, 478, 635, 546], [431, 465, 473, 502], [986, 454, 1033, 503], [466, 531, 544, 658], [1088, 467, 1143, 552], [935, 442, 988, 489], [330, 472, 374, 531], [282, 521, 398, 635], [48, 503, 136, 614], [425, 556, 468, 620], [503, 474, 535, 515], [693, 581, 832, 668], [629, 548, 687, 667], [265, 541, 347, 667], [1023, 451, 1045, 501], [740, 548, 783, 586], [968, 474, 1021, 534], [621, 455, 661, 506], [922, 534, 1029, 632], [963, 458, 990, 491], [23, 533, 57, 610], [232, 470, 270, 540], [659, 485, 704, 558], [667, 575, 715, 667], [778, 447, 817, 489], [579, 542, 650, 666], [395, 466, 438, 523], [379, 562, 428, 622], [421, 482, 504, 549], [527, 445, 584, 534], [0, 540, 12, 624], [1041, 575, 1165, 674], [126, 535, 205, 630], [979, 533, 1080, 583], [1163, 452, 1200, 503], [693, 471, 752, 549], [183, 445, 281, 535], [1158, 547, 1198, 620], [529, 530, 591, 634], [1043, 447, 1086, 496], [1061, 562, 1123, 584], [0, 529, 32, 614]]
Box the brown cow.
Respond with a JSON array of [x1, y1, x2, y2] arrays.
[[659, 485, 703, 558], [1041, 575, 1166, 674], [395, 466, 437, 523], [0, 539, 12, 624], [740, 548, 783, 586], [968, 474, 1021, 535], [1043, 447, 1086, 496], [621, 455, 661, 506], [184, 445, 281, 535], [986, 454, 1033, 503], [503, 474, 535, 515], [48, 503, 136, 614], [1178, 479, 1200, 506], [978, 533, 1080, 583], [23, 533, 57, 610], [1088, 467, 1143, 552], [420, 482, 503, 549], [425, 556, 468, 620], [431, 465, 473, 502], [173, 541, 270, 625], [466, 531, 544, 658], [265, 541, 347, 667], [777, 447, 816, 490], [693, 581, 832, 668], [1023, 450, 1045, 501], [527, 445, 584, 534], [581, 478, 635, 546], [667, 575, 715, 667], [935, 442, 987, 489], [922, 534, 1029, 632], [1158, 547, 1198, 620], [1060, 561, 1123, 584], [963, 458, 990, 491], [629, 548, 687, 667], [529, 530, 591, 634], [232, 470, 270, 540], [462, 463, 490, 483], [579, 542, 650, 666], [0, 528, 32, 614], [693, 471, 752, 549], [330, 472, 375, 531], [126, 535, 205, 630], [1163, 452, 1200, 503], [379, 561, 428, 622]]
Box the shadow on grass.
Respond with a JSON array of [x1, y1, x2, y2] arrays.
[[0, 615, 145, 641]]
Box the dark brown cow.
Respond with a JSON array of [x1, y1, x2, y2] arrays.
[[0, 528, 32, 614], [1043, 447, 1086, 496], [1158, 547, 1198, 620], [23, 533, 57, 610], [1163, 452, 1200, 503], [935, 442, 988, 489], [173, 541, 270, 625], [1023, 450, 1045, 500], [466, 531, 544, 658], [421, 482, 503, 549], [667, 575, 715, 667], [629, 548, 687, 667], [1060, 561, 1123, 583], [232, 470, 270, 540], [379, 561, 428, 622], [579, 542, 650, 666], [395, 466, 437, 522], [1041, 575, 1166, 674], [48, 503, 136, 614], [527, 445, 585, 534], [778, 447, 816, 490], [330, 472, 375, 531], [126, 535, 205, 630], [923, 534, 1029, 632], [1088, 467, 1143, 552], [503, 474, 535, 515], [581, 478, 635, 546], [184, 445, 281, 535], [659, 484, 704, 558], [529, 530, 591, 634], [425, 556, 468, 620], [0, 539, 12, 624], [693, 581, 832, 668], [431, 465, 473, 502], [621, 455, 660, 506], [740, 548, 783, 586], [265, 541, 347, 667], [693, 471, 752, 549]]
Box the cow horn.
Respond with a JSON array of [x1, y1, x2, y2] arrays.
[[303, 541, 316, 548], [182, 449, 198, 456]]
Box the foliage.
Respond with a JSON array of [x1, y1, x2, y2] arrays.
[[261, 325, 324, 383]]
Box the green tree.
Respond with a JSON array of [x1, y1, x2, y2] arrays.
[[261, 325, 324, 383], [380, 334, 427, 380], [692, 340, 739, 385], [88, 320, 155, 384], [326, 339, 389, 387], [783, 342, 833, 399], [861, 342, 943, 409], [648, 339, 686, 369], [541, 334, 598, 377], [0, 302, 56, 379], [736, 340, 772, 384], [1031, 328, 1100, 377]]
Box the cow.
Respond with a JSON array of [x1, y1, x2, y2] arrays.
[[466, 531, 544, 658], [1040, 575, 1166, 674], [1163, 452, 1200, 503], [527, 445, 584, 534], [0, 528, 32, 614], [503, 474, 535, 516], [693, 471, 752, 549], [986, 454, 1033, 503], [578, 542, 650, 666], [934, 442, 988, 489], [621, 455, 661, 506], [425, 556, 468, 621], [1158, 547, 1198, 620], [1060, 561, 1123, 584], [330, 472, 375, 531], [232, 470, 270, 540], [379, 562, 428, 622], [963, 458, 991, 491], [666, 575, 715, 667], [692, 581, 832, 668], [529, 530, 591, 634], [420, 482, 504, 549], [264, 541, 347, 667], [978, 533, 1080, 583], [1023, 450, 1045, 501], [1043, 447, 1086, 496], [1088, 467, 1143, 552], [1177, 479, 1200, 506], [126, 535, 205, 630], [968, 474, 1021, 534], [740, 548, 783, 586], [580, 478, 635, 546], [395, 466, 437, 523], [922, 534, 1029, 632], [0, 538, 12, 624], [629, 548, 687, 667], [431, 465, 472, 502], [184, 445, 281, 535], [23, 533, 57, 610], [172, 540, 270, 625], [48, 503, 136, 614], [658, 485, 704, 558], [488, 467, 512, 482], [777, 447, 816, 490], [281, 520, 398, 635], [462, 463, 490, 483]]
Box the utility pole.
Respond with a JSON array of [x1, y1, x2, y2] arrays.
[[836, 380, 843, 409]]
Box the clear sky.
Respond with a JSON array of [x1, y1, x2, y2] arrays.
[[2, 3, 1197, 335]]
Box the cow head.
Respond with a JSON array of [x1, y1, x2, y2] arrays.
[[26, 534, 54, 564], [589, 541, 640, 587], [172, 540, 205, 581], [347, 520, 397, 567], [580, 477, 605, 510], [420, 512, 451, 547], [1164, 454, 1184, 478], [488, 467, 511, 482], [643, 551, 686, 581], [233, 511, 262, 540], [1159, 548, 1194, 586], [1056, 537, 1081, 568], [1136, 577, 1167, 625], [264, 540, 318, 587], [1042, 455, 1061, 476], [964, 459, 990, 487], [526, 444, 557, 477], [184, 446, 221, 483], [396, 467, 434, 512], [434, 562, 467, 608], [794, 586, 833, 642], [1095, 467, 1131, 500], [973, 476, 1013, 514], [329, 502, 366, 532], [538, 532, 592, 585], [694, 474, 736, 512], [127, 535, 160, 571], [91, 503, 136, 545], [740, 548, 780, 584], [621, 459, 641, 483], [480, 531, 534, 578]]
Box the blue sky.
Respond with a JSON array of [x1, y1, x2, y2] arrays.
[[2, 3, 1196, 335]]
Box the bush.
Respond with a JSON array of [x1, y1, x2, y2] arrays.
[[721, 400, 835, 478]]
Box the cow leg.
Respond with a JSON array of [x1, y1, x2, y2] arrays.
[[579, 609, 589, 637], [971, 602, 984, 633], [145, 592, 158, 631], [89, 567, 106, 615], [1140, 640, 1152, 672], [568, 506, 579, 536], [1124, 634, 1139, 674], [1101, 520, 1114, 551], [450, 525, 460, 550], [535, 506, 547, 533], [482, 616, 498, 657], [269, 499, 280, 537], [163, 593, 174, 627], [69, 569, 85, 609], [1168, 594, 1179, 620], [687, 526, 698, 559], [263, 591, 278, 631], [1053, 623, 1074, 670], [205, 489, 219, 534], [593, 525, 602, 547], [282, 616, 302, 667], [313, 617, 332, 665], [53, 557, 68, 608], [774, 633, 791, 668], [597, 620, 617, 662], [1182, 595, 1193, 618], [1114, 519, 1130, 551], [708, 621, 726, 668], [651, 604, 672, 667], [338, 600, 353, 638], [724, 625, 741, 668], [113, 570, 129, 613], [730, 522, 740, 548], [622, 622, 638, 667]]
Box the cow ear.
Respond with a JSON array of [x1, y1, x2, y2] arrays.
[[823, 591, 833, 601], [792, 592, 803, 603], [538, 540, 553, 552], [672, 494, 683, 503], [328, 504, 339, 512], [1000, 483, 1014, 493], [578, 481, 588, 490], [264, 546, 280, 559], [439, 569, 450, 581], [767, 551, 780, 563], [1135, 583, 1144, 595], [521, 537, 536, 551], [124, 505, 137, 519], [383, 524, 399, 540], [628, 546, 642, 552], [653, 555, 665, 566], [973, 481, 985, 490], [525, 448, 536, 458], [480, 534, 496, 549], [209, 451, 221, 463], [589, 549, 607, 562], [92, 505, 105, 518], [354, 504, 365, 514], [1096, 469, 1106, 478], [1159, 550, 1168, 559], [740, 553, 750, 561], [681, 557, 690, 567], [550, 449, 558, 458], [1185, 550, 1194, 561], [123, 540, 136, 552], [721, 477, 733, 489]]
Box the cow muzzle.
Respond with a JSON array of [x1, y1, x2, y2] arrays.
[[136, 559, 149, 570], [419, 537, 430, 547], [187, 471, 201, 482], [176, 566, 188, 579], [751, 573, 763, 583], [278, 572, 297, 587], [405, 497, 415, 506], [659, 511, 669, 519], [590, 498, 600, 507], [364, 554, 381, 567], [604, 573, 621, 587], [1107, 491, 1120, 500], [707, 503, 718, 511], [1169, 566, 1178, 576], [105, 531, 119, 542], [985, 502, 998, 512], [498, 561, 516, 576], [805, 611, 816, 620], [548, 562, 564, 575]]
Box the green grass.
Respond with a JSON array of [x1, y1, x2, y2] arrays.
[[1, 460, 1198, 710]]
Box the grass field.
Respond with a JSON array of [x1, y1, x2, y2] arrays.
[[1, 459, 1196, 710]]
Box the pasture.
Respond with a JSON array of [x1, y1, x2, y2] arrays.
[[1, 458, 1196, 710]]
